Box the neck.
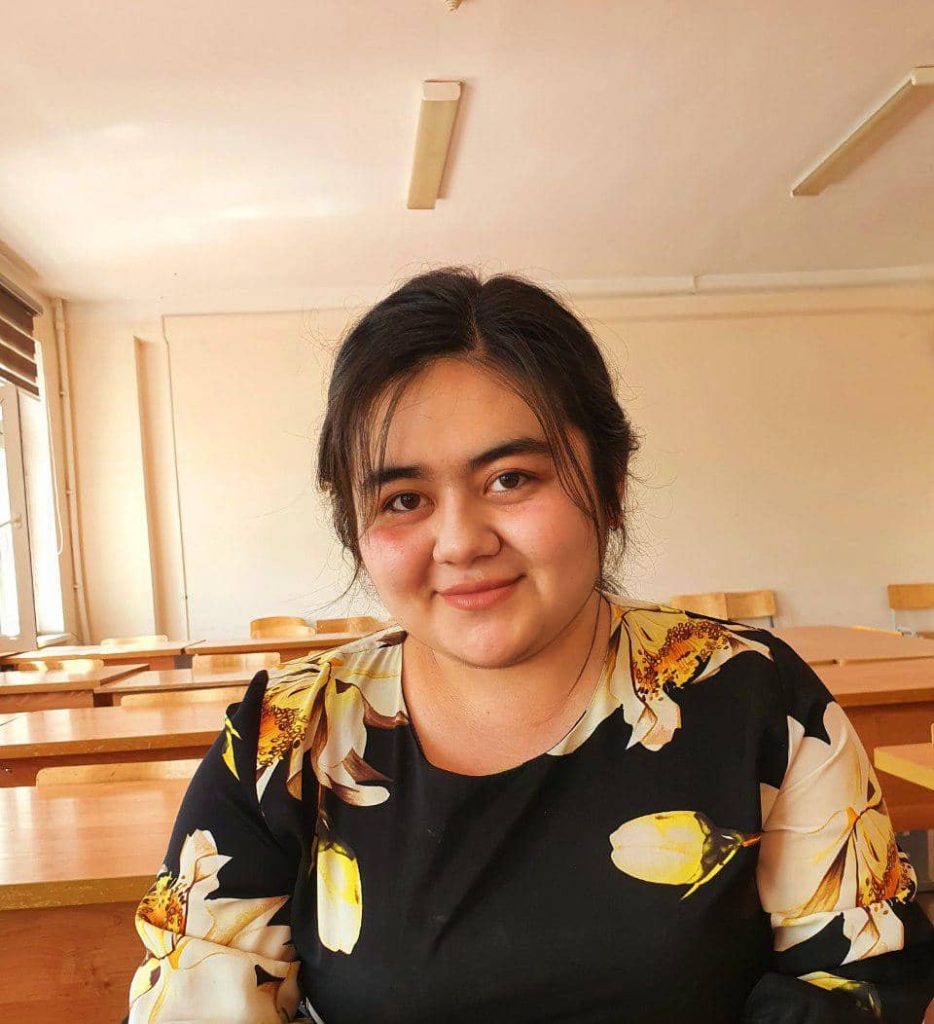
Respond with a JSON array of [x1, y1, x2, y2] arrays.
[[403, 588, 610, 734]]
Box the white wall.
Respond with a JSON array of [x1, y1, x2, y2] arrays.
[[66, 283, 934, 640]]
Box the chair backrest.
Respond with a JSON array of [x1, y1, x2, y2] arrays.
[[886, 582, 934, 634], [314, 615, 387, 634], [724, 590, 777, 620], [887, 583, 934, 611], [120, 685, 248, 707], [100, 634, 169, 648], [191, 652, 280, 672], [249, 616, 312, 638], [670, 592, 729, 618], [670, 590, 777, 625], [35, 758, 202, 787]]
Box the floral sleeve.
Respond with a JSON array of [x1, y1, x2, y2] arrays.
[[127, 669, 303, 1024], [749, 638, 934, 1022]]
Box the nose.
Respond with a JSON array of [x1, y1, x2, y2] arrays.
[[431, 491, 502, 566]]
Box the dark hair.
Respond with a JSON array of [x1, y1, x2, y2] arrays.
[[315, 266, 640, 610]]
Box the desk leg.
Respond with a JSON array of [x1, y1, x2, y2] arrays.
[[0, 901, 141, 1024]]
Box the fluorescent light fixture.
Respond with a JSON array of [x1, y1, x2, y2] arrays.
[[792, 66, 934, 196], [407, 80, 463, 210]]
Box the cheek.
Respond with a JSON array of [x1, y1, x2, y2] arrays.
[[360, 523, 429, 583], [503, 491, 595, 558]]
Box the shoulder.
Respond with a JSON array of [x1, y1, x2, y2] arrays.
[[599, 591, 827, 752], [251, 623, 409, 803]]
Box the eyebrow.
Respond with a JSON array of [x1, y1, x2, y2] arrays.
[[363, 436, 554, 491]]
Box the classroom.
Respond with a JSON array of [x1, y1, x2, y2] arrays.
[[0, 3, 932, 1022]]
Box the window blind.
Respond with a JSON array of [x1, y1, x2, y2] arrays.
[[0, 277, 41, 398]]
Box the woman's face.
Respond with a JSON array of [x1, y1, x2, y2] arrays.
[[358, 358, 607, 668]]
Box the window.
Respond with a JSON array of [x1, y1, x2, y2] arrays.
[[0, 380, 37, 649], [0, 349, 67, 653]]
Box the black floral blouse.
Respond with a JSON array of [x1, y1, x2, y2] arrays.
[[127, 591, 934, 1023]]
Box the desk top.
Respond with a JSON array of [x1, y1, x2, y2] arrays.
[[0, 701, 229, 759], [774, 625, 934, 666], [0, 777, 189, 909], [874, 742, 934, 792], [95, 667, 256, 698], [815, 658, 934, 707], [185, 631, 362, 655], [5, 640, 191, 664], [0, 664, 147, 695]]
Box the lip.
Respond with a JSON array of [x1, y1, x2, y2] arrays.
[[439, 576, 522, 610], [439, 576, 521, 596]]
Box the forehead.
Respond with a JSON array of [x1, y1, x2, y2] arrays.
[[369, 359, 544, 460]]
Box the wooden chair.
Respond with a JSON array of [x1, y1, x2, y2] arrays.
[[191, 652, 281, 672], [670, 590, 777, 627], [100, 634, 169, 648], [250, 616, 316, 638], [18, 657, 106, 673], [314, 615, 388, 634], [35, 758, 202, 787], [120, 686, 248, 707], [887, 583, 934, 635]]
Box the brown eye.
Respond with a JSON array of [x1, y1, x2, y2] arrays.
[[491, 471, 532, 491], [382, 492, 422, 514]]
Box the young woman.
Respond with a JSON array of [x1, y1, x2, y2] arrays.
[[127, 268, 934, 1023]]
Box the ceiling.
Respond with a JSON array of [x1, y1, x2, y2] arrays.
[[1, 1, 932, 313]]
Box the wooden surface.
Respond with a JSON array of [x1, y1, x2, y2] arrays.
[[817, 658, 934, 706], [3, 640, 194, 673], [0, 664, 148, 713], [874, 743, 934, 792], [0, 701, 228, 785], [5, 640, 189, 661], [810, 659, 934, 829], [774, 625, 934, 665], [0, 778, 191, 1021], [93, 666, 256, 705], [0, 901, 141, 1024], [186, 630, 362, 656], [0, 776, 190, 909]]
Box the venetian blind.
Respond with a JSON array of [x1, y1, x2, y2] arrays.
[[0, 277, 41, 398]]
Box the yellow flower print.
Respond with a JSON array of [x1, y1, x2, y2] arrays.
[[552, 595, 773, 755], [799, 972, 882, 1018], [315, 825, 363, 954], [222, 713, 241, 780], [609, 810, 760, 898], [759, 701, 916, 963], [251, 647, 408, 804], [129, 829, 298, 1023]]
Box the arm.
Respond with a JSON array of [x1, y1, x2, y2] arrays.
[[127, 670, 303, 1024], [748, 639, 934, 1023]]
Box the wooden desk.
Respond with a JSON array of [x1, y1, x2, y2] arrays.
[[0, 702, 227, 786], [774, 625, 934, 666], [93, 666, 256, 706], [874, 744, 934, 792], [0, 664, 148, 713], [816, 659, 934, 831], [0, 777, 189, 1023], [3, 639, 195, 672], [186, 630, 363, 661]]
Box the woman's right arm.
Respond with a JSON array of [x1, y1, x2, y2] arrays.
[[127, 670, 303, 1024]]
